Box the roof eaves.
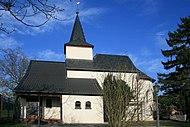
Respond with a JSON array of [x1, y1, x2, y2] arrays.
[[14, 61, 32, 91], [15, 91, 102, 96]]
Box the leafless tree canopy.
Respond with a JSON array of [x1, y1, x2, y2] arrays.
[[102, 73, 154, 127], [103, 74, 133, 127], [0, 48, 29, 96], [0, 0, 64, 33]]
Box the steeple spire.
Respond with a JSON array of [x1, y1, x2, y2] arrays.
[[69, 13, 86, 43], [64, 12, 94, 54]]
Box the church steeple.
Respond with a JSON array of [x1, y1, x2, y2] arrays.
[[64, 12, 94, 60], [70, 12, 87, 44]]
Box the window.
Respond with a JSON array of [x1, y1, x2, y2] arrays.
[[26, 102, 38, 115], [85, 101, 91, 109], [75, 101, 81, 109], [3, 101, 7, 110], [46, 99, 52, 108]]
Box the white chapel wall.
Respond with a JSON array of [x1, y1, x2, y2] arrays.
[[67, 70, 137, 88], [43, 97, 60, 119], [67, 70, 154, 121], [62, 95, 104, 123]]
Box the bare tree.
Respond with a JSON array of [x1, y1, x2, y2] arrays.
[[0, 47, 29, 96], [102, 72, 154, 127], [103, 74, 133, 127], [0, 0, 65, 33]]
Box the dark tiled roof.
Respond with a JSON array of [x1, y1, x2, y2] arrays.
[[93, 54, 137, 71], [64, 14, 94, 54], [15, 54, 154, 94], [15, 61, 66, 93], [66, 59, 93, 70], [66, 54, 155, 82], [14, 60, 101, 95], [64, 78, 101, 95]]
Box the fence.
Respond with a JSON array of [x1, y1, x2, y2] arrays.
[[0, 94, 15, 123], [170, 115, 187, 121]]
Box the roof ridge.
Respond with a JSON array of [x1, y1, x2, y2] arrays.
[[66, 78, 96, 80], [66, 59, 93, 62], [31, 60, 65, 64], [94, 53, 130, 58]]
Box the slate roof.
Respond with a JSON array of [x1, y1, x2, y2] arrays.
[[65, 78, 101, 95], [66, 54, 155, 82], [14, 60, 102, 95], [15, 53, 154, 95], [64, 13, 94, 54]]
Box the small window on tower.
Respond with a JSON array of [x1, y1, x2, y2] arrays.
[[85, 101, 91, 109], [75, 101, 81, 109]]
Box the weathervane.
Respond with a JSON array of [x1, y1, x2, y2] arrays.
[[76, 1, 80, 14]]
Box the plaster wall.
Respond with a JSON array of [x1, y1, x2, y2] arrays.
[[67, 70, 154, 121], [62, 95, 103, 123], [66, 46, 93, 60], [43, 97, 61, 119], [67, 70, 137, 88]]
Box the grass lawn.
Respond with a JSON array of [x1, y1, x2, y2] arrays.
[[143, 120, 190, 127], [0, 123, 26, 127], [0, 120, 190, 127]]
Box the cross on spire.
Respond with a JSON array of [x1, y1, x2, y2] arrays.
[[76, 1, 80, 14], [64, 6, 94, 54]]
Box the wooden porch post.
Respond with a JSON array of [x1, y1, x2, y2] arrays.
[[38, 95, 40, 126], [60, 95, 62, 121]]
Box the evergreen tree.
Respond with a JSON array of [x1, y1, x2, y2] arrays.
[[158, 16, 190, 121]]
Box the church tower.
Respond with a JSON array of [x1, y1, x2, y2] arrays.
[[64, 12, 94, 60]]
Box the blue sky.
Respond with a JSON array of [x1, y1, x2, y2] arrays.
[[1, 0, 190, 81]]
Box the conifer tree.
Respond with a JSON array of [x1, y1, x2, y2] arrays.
[[158, 16, 190, 121]]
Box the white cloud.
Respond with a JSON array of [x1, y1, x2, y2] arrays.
[[146, 59, 162, 72], [127, 51, 165, 80], [0, 34, 22, 49], [135, 57, 163, 74], [155, 31, 167, 46], [37, 49, 64, 61], [0, 1, 106, 35]]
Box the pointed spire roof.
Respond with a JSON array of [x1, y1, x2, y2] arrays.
[[64, 12, 94, 53]]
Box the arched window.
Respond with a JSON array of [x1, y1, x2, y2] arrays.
[[75, 101, 81, 109], [85, 101, 91, 109]]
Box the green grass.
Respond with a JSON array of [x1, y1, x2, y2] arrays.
[[0, 120, 190, 127], [142, 120, 190, 127], [161, 120, 190, 127], [0, 123, 26, 127]]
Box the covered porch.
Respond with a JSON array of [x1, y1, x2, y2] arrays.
[[18, 94, 62, 124]]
